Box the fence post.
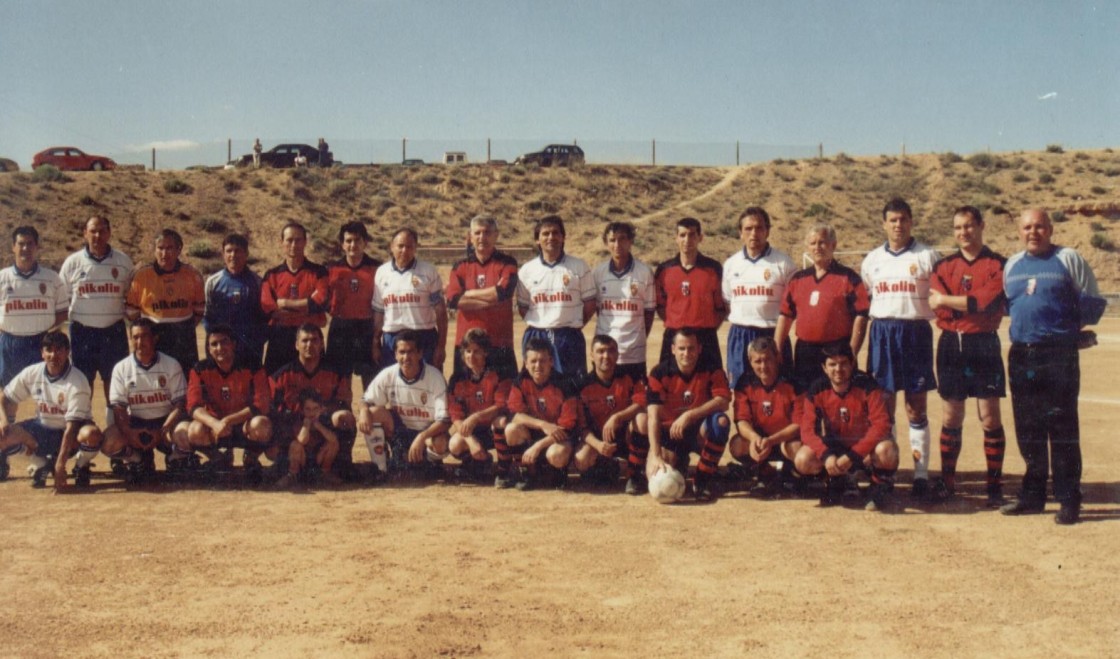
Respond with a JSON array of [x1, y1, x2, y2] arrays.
[[227, 138, 231, 164], [736, 141, 740, 166], [487, 138, 491, 162], [402, 138, 406, 163], [151, 148, 156, 171], [818, 142, 823, 159], [652, 139, 656, 166]]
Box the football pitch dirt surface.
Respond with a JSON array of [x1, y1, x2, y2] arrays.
[[1, 318, 1118, 657]]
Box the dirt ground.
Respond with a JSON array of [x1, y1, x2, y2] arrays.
[[1, 318, 1118, 658]]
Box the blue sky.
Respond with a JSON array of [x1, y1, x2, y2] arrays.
[[2, 0, 1117, 169]]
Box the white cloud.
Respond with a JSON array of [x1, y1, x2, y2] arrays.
[[128, 139, 201, 152], [1037, 92, 1058, 101]]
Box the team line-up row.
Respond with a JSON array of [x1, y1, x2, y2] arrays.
[[0, 201, 1105, 521]]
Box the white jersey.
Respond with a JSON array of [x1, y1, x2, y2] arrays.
[[372, 259, 443, 333], [517, 253, 596, 329], [109, 351, 186, 421], [0, 264, 69, 336], [860, 240, 940, 320], [58, 246, 134, 328], [363, 363, 450, 432], [722, 245, 795, 328], [593, 257, 656, 365], [4, 362, 92, 430]]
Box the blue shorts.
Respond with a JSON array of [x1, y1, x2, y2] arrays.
[[0, 332, 45, 384], [726, 325, 792, 390], [18, 419, 64, 457], [71, 320, 129, 384], [381, 328, 439, 370], [867, 319, 936, 395], [522, 327, 586, 379]]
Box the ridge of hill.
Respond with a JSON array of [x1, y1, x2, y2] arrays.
[[1, 149, 1118, 288]]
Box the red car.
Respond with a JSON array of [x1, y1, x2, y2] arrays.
[[32, 146, 117, 171]]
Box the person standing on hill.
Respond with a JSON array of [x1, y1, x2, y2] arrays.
[[445, 214, 520, 380], [59, 215, 133, 401], [204, 233, 266, 367], [859, 198, 939, 500], [318, 138, 330, 167], [927, 206, 1008, 506], [260, 222, 329, 376], [722, 207, 796, 389], [654, 217, 726, 374], [1000, 208, 1105, 525], [252, 139, 262, 168], [774, 223, 870, 391], [592, 221, 656, 383], [515, 216, 597, 380], [0, 226, 69, 385], [126, 229, 205, 373], [372, 228, 447, 372]]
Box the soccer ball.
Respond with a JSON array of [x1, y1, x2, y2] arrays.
[[648, 467, 686, 504]]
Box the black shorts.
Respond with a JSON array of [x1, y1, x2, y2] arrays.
[[326, 318, 378, 383], [613, 362, 647, 383], [153, 319, 199, 372], [936, 331, 1006, 401]]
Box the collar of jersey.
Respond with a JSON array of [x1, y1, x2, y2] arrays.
[[608, 256, 633, 277], [133, 352, 160, 370], [883, 238, 915, 257], [153, 261, 182, 276], [396, 363, 425, 385], [13, 263, 40, 278], [740, 244, 772, 263], [85, 245, 114, 263], [45, 363, 72, 383], [391, 258, 417, 274], [538, 252, 567, 268]]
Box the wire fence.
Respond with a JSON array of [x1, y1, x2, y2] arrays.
[[106, 138, 822, 171]]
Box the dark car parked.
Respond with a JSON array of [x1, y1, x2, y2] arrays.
[[232, 143, 334, 168], [514, 144, 585, 167]]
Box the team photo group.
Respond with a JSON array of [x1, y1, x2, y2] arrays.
[[0, 198, 1105, 524]]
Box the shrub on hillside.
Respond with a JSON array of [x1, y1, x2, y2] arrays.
[[163, 178, 191, 194], [1090, 221, 1105, 232], [32, 165, 67, 183], [1090, 185, 1108, 195], [1090, 233, 1114, 250], [1046, 144, 1064, 153], [187, 242, 218, 259], [940, 152, 963, 166], [197, 217, 228, 234], [1052, 211, 1067, 223], [1038, 173, 1055, 184]]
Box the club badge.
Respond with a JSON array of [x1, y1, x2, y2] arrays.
[[606, 394, 617, 410], [960, 274, 973, 292], [763, 268, 772, 282], [475, 391, 485, 405], [681, 280, 691, 297], [158, 376, 167, 388], [839, 407, 850, 423], [221, 385, 231, 401], [421, 393, 428, 405], [762, 400, 773, 417], [476, 274, 487, 288], [289, 283, 299, 298], [536, 397, 548, 414], [411, 275, 421, 289], [809, 290, 820, 307], [39, 283, 47, 295], [683, 390, 693, 405], [630, 283, 639, 297], [111, 267, 120, 280], [909, 264, 918, 276], [1026, 278, 1037, 295], [350, 278, 359, 292], [562, 273, 571, 287]]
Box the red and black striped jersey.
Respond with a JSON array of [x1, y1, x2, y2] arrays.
[[260, 260, 329, 327], [930, 246, 1006, 333], [801, 372, 891, 459], [187, 358, 270, 418], [733, 374, 803, 438], [654, 254, 725, 330], [507, 373, 579, 430], [780, 261, 870, 343], [269, 359, 351, 416], [647, 359, 731, 427], [445, 250, 519, 348], [327, 255, 381, 320], [447, 368, 511, 422], [577, 371, 648, 434]]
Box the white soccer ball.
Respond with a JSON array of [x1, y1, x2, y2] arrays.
[[648, 467, 686, 504]]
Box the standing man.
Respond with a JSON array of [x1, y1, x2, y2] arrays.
[[372, 228, 447, 371], [326, 221, 382, 389], [59, 215, 134, 401], [927, 206, 1008, 506], [317, 138, 330, 167], [593, 222, 656, 382], [775, 223, 870, 391], [1001, 209, 1105, 524], [722, 207, 796, 388], [445, 214, 520, 380], [260, 222, 329, 376], [0, 332, 102, 488], [654, 217, 726, 373], [0, 226, 69, 385], [860, 198, 939, 498], [204, 233, 266, 367], [126, 229, 205, 373], [515, 216, 597, 380], [252, 138, 262, 169]]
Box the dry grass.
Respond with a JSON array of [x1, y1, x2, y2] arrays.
[[2, 150, 1119, 288]]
